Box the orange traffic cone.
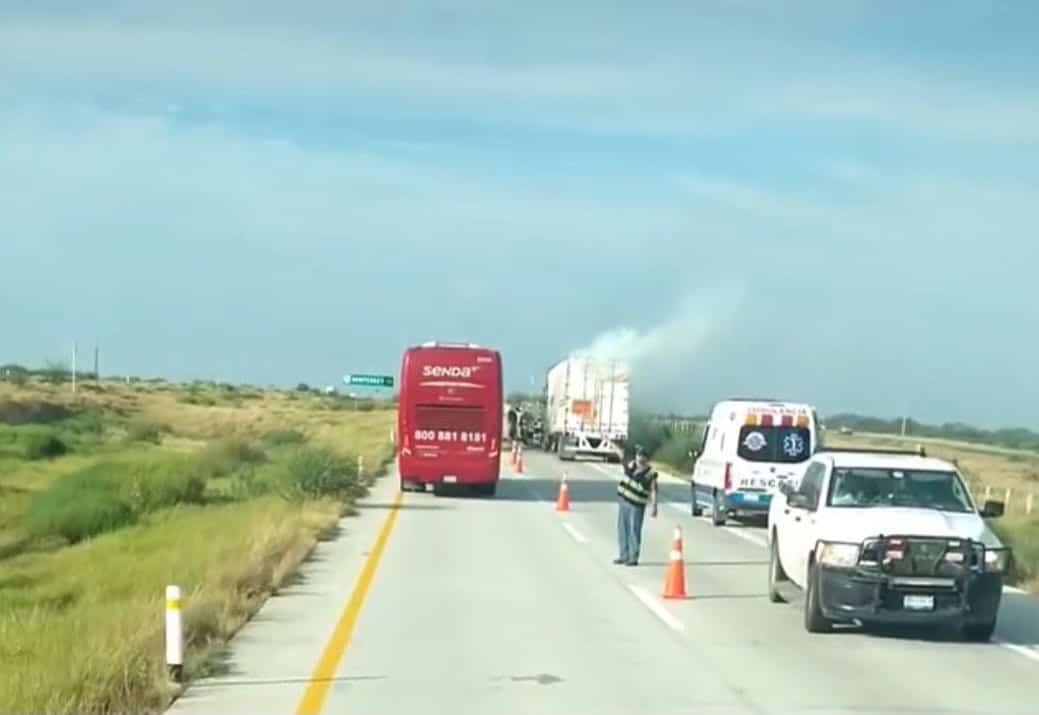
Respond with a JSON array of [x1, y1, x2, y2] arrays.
[[516, 444, 524, 474], [662, 525, 688, 599], [556, 473, 570, 512]]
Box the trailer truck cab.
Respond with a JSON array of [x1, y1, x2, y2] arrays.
[[692, 399, 820, 526]]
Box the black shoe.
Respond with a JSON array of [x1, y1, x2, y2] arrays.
[[613, 557, 626, 564], [625, 560, 638, 566]]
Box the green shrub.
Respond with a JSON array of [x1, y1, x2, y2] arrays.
[[625, 414, 673, 456], [25, 469, 135, 543], [654, 431, 703, 474], [195, 438, 267, 479], [26, 490, 135, 544], [262, 428, 306, 447], [124, 421, 163, 445], [104, 458, 207, 513], [991, 518, 1039, 587], [23, 431, 69, 460], [268, 447, 365, 502]]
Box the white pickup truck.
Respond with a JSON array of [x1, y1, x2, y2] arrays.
[[767, 448, 1011, 641]]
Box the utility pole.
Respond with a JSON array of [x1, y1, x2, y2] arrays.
[[94, 344, 100, 382], [72, 341, 78, 394]]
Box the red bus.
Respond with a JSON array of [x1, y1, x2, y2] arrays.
[[397, 341, 503, 496]]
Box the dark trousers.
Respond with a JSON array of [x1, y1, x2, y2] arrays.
[[616, 498, 646, 562]]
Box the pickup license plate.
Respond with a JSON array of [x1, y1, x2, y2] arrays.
[[443, 475, 458, 484], [903, 594, 934, 611]]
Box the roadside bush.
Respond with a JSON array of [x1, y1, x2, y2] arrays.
[[991, 518, 1039, 587], [195, 438, 267, 479], [23, 430, 69, 460], [262, 428, 306, 447], [123, 458, 207, 512], [268, 447, 365, 502], [626, 414, 673, 456], [25, 469, 135, 543], [655, 431, 704, 474], [124, 421, 163, 445]]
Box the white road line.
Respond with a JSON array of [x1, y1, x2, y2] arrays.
[[1004, 585, 1028, 595], [724, 527, 768, 548], [996, 640, 1039, 663], [561, 521, 589, 544], [627, 584, 686, 633], [589, 462, 616, 478]]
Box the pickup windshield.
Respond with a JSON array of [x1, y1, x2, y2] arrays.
[[827, 468, 974, 513]]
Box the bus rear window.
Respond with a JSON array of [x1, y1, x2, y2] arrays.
[[415, 405, 486, 432], [737, 425, 811, 463]]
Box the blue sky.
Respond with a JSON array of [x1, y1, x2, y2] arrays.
[[1, 1, 1037, 427]]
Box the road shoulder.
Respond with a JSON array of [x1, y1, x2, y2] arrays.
[[166, 469, 402, 715]]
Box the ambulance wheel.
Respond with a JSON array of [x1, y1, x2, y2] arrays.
[[690, 481, 703, 517], [711, 489, 727, 526]]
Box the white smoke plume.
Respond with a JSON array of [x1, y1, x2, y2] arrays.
[[570, 283, 746, 412]]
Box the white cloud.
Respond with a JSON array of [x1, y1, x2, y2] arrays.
[[1, 6, 1037, 142]]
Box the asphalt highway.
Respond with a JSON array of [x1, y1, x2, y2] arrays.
[[169, 448, 1039, 715]]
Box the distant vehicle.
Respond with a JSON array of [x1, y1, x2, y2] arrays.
[[692, 399, 821, 526], [544, 357, 629, 462], [767, 448, 1010, 641], [397, 341, 503, 496], [506, 400, 545, 447]]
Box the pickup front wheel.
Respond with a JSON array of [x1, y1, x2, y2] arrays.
[[804, 563, 833, 633], [768, 534, 787, 603], [961, 619, 997, 642]]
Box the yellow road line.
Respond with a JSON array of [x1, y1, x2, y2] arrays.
[[294, 489, 404, 714]]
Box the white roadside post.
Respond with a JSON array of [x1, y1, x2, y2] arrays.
[[165, 585, 184, 682], [358, 455, 364, 480]]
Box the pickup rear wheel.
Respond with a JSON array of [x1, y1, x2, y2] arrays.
[[803, 563, 833, 633], [768, 534, 787, 603], [961, 619, 997, 642]]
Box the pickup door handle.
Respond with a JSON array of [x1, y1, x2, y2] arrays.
[[794, 516, 802, 522]]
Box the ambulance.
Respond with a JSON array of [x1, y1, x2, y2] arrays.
[[691, 399, 821, 526]]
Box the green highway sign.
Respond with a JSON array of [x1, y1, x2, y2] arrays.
[[344, 373, 394, 388]]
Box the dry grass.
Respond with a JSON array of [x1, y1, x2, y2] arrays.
[[0, 377, 396, 714]]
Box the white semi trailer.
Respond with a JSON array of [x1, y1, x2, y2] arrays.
[[544, 357, 630, 462]]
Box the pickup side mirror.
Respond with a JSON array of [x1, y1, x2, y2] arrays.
[[777, 480, 795, 497], [787, 492, 810, 510], [980, 500, 1005, 518]]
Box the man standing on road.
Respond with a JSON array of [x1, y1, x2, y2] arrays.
[[614, 445, 658, 566]]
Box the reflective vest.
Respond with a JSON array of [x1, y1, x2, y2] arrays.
[[618, 463, 656, 506]]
